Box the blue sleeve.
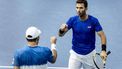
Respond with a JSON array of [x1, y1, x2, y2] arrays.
[[66, 17, 74, 30], [47, 49, 53, 63], [94, 19, 103, 32], [13, 50, 20, 66]]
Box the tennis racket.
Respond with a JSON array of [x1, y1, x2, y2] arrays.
[[93, 51, 111, 69]]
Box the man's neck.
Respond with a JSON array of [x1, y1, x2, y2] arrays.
[[79, 14, 88, 21], [27, 42, 38, 47]]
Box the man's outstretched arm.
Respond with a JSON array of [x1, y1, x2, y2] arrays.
[[50, 36, 57, 63]]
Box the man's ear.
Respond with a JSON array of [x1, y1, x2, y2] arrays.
[[36, 36, 40, 43]]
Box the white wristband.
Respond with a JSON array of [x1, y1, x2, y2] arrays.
[[51, 44, 56, 50]]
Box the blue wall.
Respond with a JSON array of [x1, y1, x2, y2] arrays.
[[0, 0, 122, 69]]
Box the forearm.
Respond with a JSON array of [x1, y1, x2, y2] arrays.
[[50, 36, 57, 63], [50, 43, 57, 63], [100, 33, 107, 45], [97, 31, 107, 51], [101, 33, 107, 51], [98, 31, 107, 62], [51, 49, 57, 63]]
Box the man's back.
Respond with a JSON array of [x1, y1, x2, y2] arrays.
[[14, 46, 53, 69]]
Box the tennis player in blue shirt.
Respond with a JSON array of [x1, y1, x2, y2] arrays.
[[59, 0, 107, 69], [13, 26, 57, 69]]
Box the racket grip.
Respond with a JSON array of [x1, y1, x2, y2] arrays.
[[107, 51, 111, 55], [103, 60, 106, 64]]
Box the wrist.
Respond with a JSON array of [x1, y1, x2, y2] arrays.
[[101, 44, 106, 51], [51, 44, 56, 50], [59, 29, 65, 34]]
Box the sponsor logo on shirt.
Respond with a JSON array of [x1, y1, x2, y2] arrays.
[[88, 26, 91, 28]]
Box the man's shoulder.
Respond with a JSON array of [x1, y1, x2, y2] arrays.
[[88, 15, 99, 21], [69, 15, 79, 19], [37, 46, 52, 55], [38, 46, 49, 49], [38, 46, 51, 51], [15, 46, 29, 54], [67, 15, 79, 23]]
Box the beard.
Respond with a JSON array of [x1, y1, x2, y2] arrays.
[[77, 11, 86, 17]]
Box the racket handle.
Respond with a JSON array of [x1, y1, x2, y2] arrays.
[[103, 51, 111, 68], [103, 60, 106, 65], [107, 51, 111, 55]]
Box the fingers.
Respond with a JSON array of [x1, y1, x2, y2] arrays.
[[101, 55, 107, 62], [100, 56, 106, 65], [50, 36, 57, 50], [60, 23, 68, 31], [100, 51, 107, 64], [50, 36, 57, 44]]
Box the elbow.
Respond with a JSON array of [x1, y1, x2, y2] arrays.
[[51, 61, 56, 64], [98, 31, 106, 38], [51, 55, 57, 63], [50, 59, 56, 64], [50, 49, 57, 64]]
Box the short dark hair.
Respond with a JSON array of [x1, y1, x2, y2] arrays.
[[76, 0, 88, 8], [26, 37, 39, 42]]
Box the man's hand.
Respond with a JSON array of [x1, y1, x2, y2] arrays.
[[59, 23, 68, 37], [50, 36, 57, 50], [100, 51, 107, 64], [60, 24, 68, 31], [50, 36, 57, 44]]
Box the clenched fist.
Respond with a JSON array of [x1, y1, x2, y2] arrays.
[[100, 51, 107, 64], [50, 36, 57, 44], [60, 23, 68, 31]]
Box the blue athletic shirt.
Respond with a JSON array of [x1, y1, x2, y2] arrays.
[[13, 46, 53, 67], [67, 15, 103, 55]]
